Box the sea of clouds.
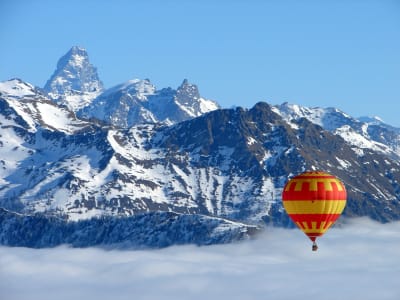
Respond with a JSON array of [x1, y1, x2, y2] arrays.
[[1, 218, 399, 300]]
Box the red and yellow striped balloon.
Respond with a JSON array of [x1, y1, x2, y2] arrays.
[[282, 171, 347, 250]]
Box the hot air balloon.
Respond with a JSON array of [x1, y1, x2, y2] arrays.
[[282, 171, 347, 251]]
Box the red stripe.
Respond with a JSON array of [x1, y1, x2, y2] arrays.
[[288, 213, 342, 223], [306, 233, 324, 237], [307, 235, 322, 242], [282, 190, 347, 201], [282, 180, 347, 200]]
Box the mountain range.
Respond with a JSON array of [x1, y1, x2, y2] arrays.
[[1, 46, 399, 248]]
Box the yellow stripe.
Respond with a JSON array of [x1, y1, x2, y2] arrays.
[[320, 221, 326, 229], [295, 221, 334, 234], [304, 229, 326, 234], [302, 221, 334, 234], [284, 181, 295, 191], [285, 178, 344, 192], [283, 200, 346, 214], [295, 221, 303, 229]]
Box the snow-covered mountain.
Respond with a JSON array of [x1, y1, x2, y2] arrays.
[[78, 78, 219, 127], [0, 78, 41, 99], [165, 78, 220, 119], [42, 46, 219, 127], [273, 102, 400, 159], [2, 93, 400, 226], [44, 46, 104, 111], [0, 78, 91, 134], [1, 46, 400, 248], [78, 79, 158, 127]]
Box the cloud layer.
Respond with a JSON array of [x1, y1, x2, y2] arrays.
[[1, 218, 400, 300]]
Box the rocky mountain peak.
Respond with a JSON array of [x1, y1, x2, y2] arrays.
[[172, 79, 219, 119], [176, 79, 200, 103], [43, 46, 104, 110], [67, 45, 88, 57]]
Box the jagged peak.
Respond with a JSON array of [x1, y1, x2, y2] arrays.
[[44, 46, 104, 98], [178, 78, 197, 90], [180, 78, 189, 86], [69, 45, 87, 54], [55, 46, 89, 70], [176, 78, 200, 100]]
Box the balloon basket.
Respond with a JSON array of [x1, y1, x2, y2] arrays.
[[312, 242, 318, 251]]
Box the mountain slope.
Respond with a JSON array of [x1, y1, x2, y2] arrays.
[[0, 208, 256, 248], [2, 100, 400, 226]]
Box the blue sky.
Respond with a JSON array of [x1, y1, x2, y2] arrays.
[[1, 0, 400, 126]]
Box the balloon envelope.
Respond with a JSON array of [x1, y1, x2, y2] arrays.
[[282, 171, 347, 242]]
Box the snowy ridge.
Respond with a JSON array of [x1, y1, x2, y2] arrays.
[[78, 79, 158, 127], [0, 78, 38, 98], [274, 102, 400, 158], [272, 102, 326, 128], [199, 97, 219, 114], [358, 116, 385, 125], [100, 79, 156, 99], [334, 125, 393, 156], [78, 78, 219, 127], [0, 80, 90, 134]]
